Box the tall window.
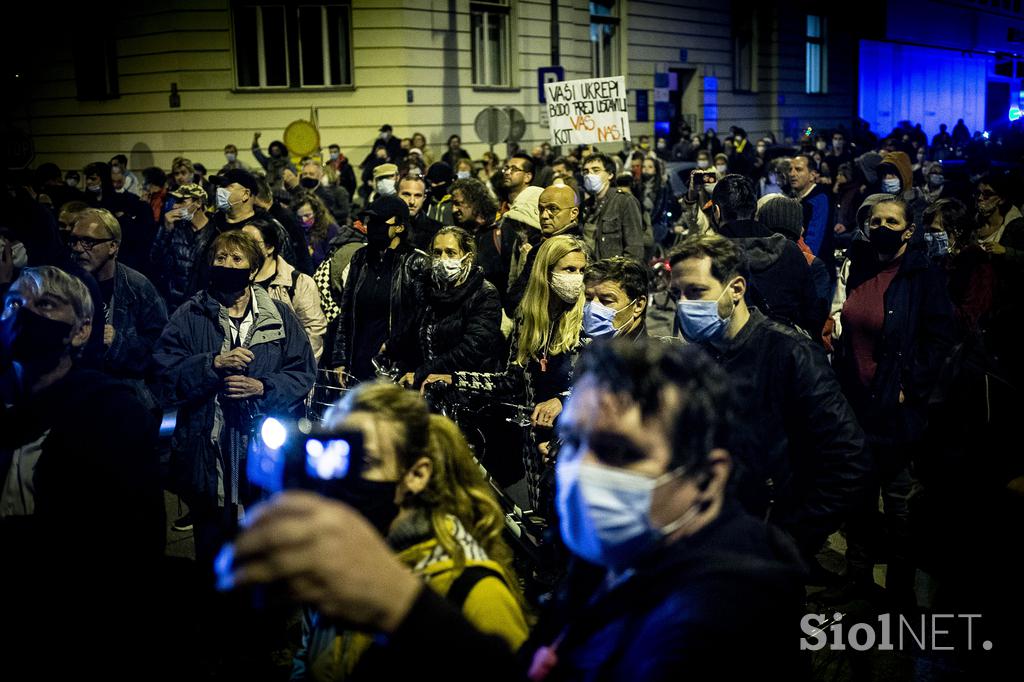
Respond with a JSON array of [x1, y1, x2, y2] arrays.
[[733, 12, 758, 92], [590, 1, 620, 78], [805, 15, 827, 94], [471, 1, 512, 87], [233, 2, 352, 89]]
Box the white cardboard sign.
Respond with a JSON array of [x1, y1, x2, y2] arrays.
[[543, 75, 631, 145]]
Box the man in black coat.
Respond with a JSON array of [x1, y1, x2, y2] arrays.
[[710, 174, 824, 335], [670, 232, 871, 570], [219, 339, 809, 680], [0, 265, 163, 677]]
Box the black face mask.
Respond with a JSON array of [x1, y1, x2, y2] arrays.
[[340, 478, 401, 536], [208, 265, 252, 302], [0, 307, 73, 374], [869, 226, 908, 258], [366, 218, 392, 252], [300, 177, 319, 190]]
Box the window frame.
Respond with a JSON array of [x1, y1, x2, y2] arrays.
[[471, 0, 515, 89], [589, 0, 621, 79], [732, 11, 759, 94], [805, 14, 828, 95], [230, 1, 354, 92]]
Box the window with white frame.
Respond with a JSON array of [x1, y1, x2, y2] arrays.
[[233, 2, 352, 89], [805, 15, 827, 94], [590, 0, 620, 78], [471, 0, 512, 87]]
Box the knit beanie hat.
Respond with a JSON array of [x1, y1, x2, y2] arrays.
[[755, 194, 803, 241]]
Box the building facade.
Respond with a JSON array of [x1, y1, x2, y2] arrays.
[[6, 1, 862, 173]]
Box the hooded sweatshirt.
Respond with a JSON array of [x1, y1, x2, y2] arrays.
[[717, 219, 825, 335]]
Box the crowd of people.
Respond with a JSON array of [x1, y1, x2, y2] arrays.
[[1, 114, 1022, 680]]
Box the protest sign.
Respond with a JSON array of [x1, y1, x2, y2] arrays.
[[543, 75, 632, 146]]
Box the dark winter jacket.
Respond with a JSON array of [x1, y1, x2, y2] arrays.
[[391, 267, 504, 386], [103, 263, 168, 407], [409, 211, 444, 252], [357, 501, 808, 681], [706, 308, 870, 552], [153, 286, 316, 499], [836, 230, 956, 445], [331, 243, 430, 369], [718, 219, 826, 335], [149, 218, 216, 308], [582, 188, 645, 262], [799, 183, 835, 270]]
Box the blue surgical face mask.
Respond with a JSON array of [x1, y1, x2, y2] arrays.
[[924, 231, 950, 258], [882, 177, 902, 194], [215, 186, 233, 211], [456, 170, 471, 180], [583, 173, 605, 195], [675, 285, 733, 344], [583, 299, 635, 339], [556, 455, 699, 570]]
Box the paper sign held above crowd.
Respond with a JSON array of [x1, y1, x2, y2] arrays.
[[543, 76, 632, 146]]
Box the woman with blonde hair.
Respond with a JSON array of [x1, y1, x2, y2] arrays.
[[422, 234, 588, 506], [291, 381, 528, 680]]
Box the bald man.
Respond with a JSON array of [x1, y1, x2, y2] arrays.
[[505, 184, 586, 316]]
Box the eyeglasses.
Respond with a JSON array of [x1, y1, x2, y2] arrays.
[[64, 234, 115, 251], [501, 166, 525, 174]]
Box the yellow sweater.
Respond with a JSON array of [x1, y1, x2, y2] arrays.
[[297, 519, 528, 681]]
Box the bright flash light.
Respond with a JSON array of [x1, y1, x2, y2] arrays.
[[261, 418, 287, 450]]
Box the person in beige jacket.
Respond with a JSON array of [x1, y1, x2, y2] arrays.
[[242, 219, 328, 360]]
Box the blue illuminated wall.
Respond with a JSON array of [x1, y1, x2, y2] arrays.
[[858, 40, 994, 139]]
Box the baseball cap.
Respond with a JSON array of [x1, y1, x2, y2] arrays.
[[209, 169, 259, 195], [169, 183, 208, 203]]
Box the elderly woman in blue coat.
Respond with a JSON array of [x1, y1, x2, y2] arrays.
[[154, 229, 316, 572]]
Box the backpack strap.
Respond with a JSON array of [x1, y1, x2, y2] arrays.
[[445, 565, 507, 609], [285, 269, 300, 299]]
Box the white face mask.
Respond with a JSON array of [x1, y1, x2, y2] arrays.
[[696, 160, 710, 169], [816, 141, 827, 151], [225, 153, 237, 163], [376, 178, 397, 196], [715, 164, 727, 174], [456, 170, 471, 180], [550, 271, 584, 303], [583, 174, 605, 195], [432, 254, 468, 284], [882, 178, 902, 194]]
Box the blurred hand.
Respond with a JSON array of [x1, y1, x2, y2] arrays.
[[282, 169, 299, 189], [531, 398, 562, 428], [0, 242, 13, 285], [419, 374, 452, 396], [214, 347, 255, 372], [398, 372, 416, 388], [253, 131, 262, 143], [103, 324, 116, 347], [834, 223, 847, 234], [216, 491, 423, 631], [223, 375, 264, 399], [982, 242, 1006, 256], [333, 367, 348, 388], [164, 207, 183, 229]]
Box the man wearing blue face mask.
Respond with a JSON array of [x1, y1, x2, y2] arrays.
[[580, 153, 645, 262], [582, 257, 649, 341], [669, 233, 870, 581], [215, 339, 809, 679]]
